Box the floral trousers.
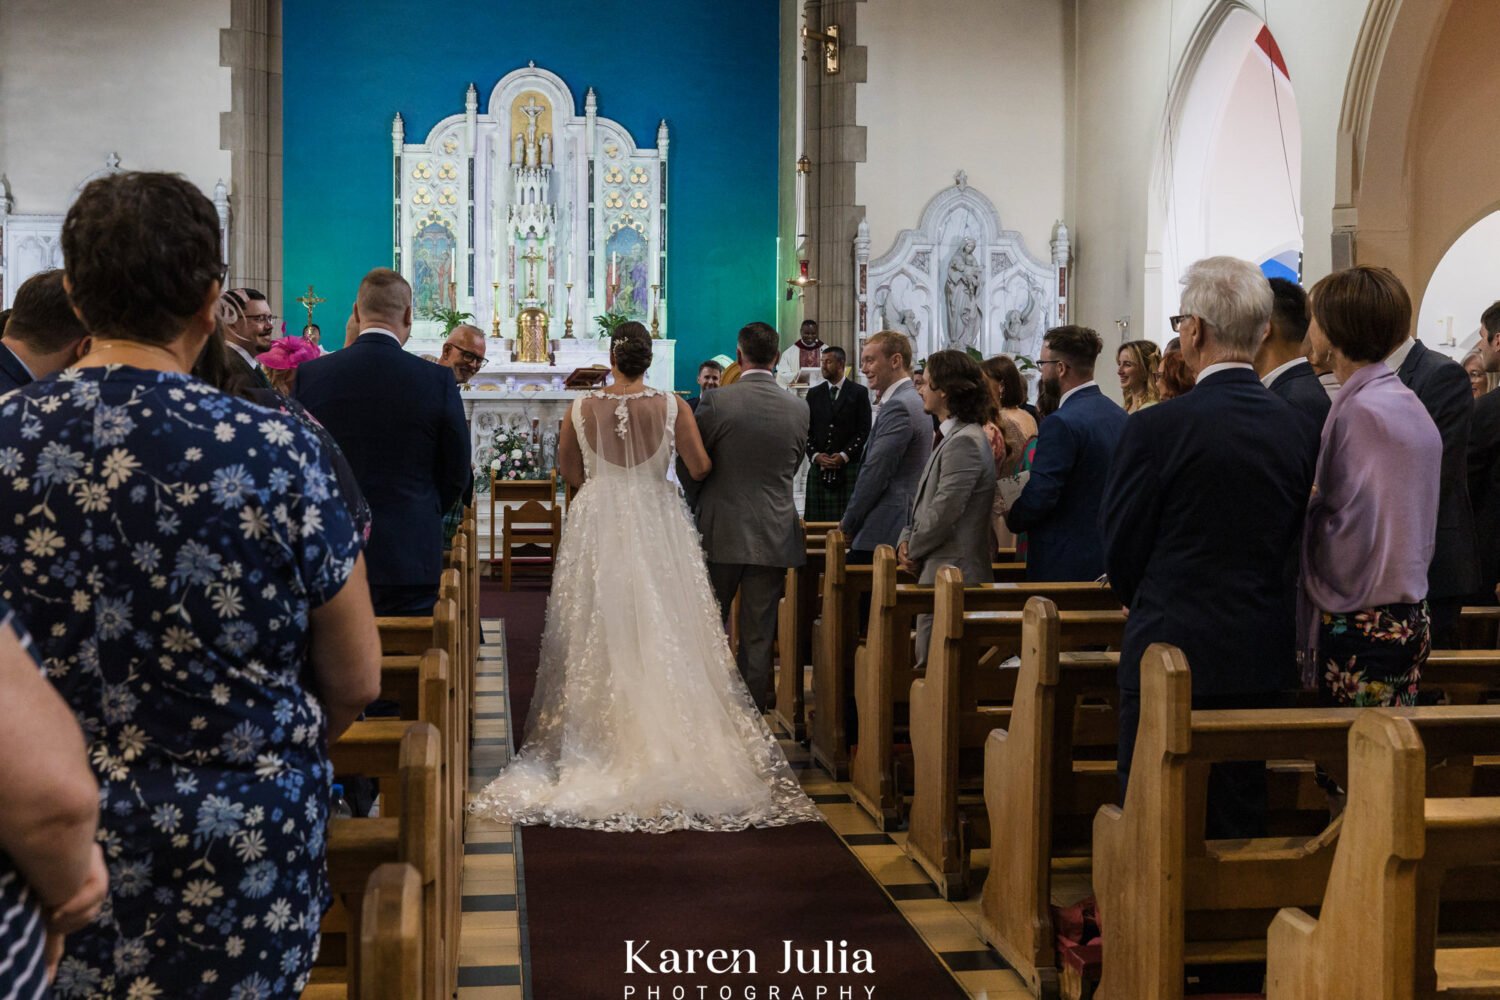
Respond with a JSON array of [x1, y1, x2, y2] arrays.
[[1318, 601, 1430, 707]]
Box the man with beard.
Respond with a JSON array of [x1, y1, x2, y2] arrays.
[[1002, 324, 1126, 581], [221, 287, 275, 392]]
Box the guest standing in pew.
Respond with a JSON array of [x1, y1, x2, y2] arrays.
[[1386, 294, 1480, 648], [0, 598, 107, 992], [805, 345, 871, 522], [296, 267, 472, 616], [1101, 256, 1314, 839], [898, 350, 999, 663], [0, 172, 383, 997], [1303, 266, 1440, 707], [1255, 277, 1331, 458], [840, 330, 931, 564], [1466, 302, 1500, 604], [1002, 325, 1126, 582], [218, 286, 275, 392], [0, 269, 91, 393]]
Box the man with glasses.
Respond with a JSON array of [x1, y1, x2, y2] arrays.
[[222, 287, 276, 391], [1002, 324, 1126, 582], [438, 323, 488, 384]]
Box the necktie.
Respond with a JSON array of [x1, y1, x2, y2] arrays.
[[829, 384, 838, 403]]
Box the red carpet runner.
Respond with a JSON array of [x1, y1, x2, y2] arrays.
[[481, 580, 967, 998]]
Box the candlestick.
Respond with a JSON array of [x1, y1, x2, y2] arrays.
[[564, 281, 574, 338], [491, 281, 501, 338]]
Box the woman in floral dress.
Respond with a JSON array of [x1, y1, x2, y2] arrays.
[[0, 172, 382, 998]]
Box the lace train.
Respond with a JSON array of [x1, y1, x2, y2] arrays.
[[469, 390, 821, 833]]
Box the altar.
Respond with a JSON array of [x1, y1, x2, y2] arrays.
[[391, 62, 676, 389]]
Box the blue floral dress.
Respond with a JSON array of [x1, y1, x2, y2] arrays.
[[0, 367, 361, 999], [0, 603, 49, 1000]]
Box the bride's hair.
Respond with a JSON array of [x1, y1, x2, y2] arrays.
[[611, 321, 652, 378]]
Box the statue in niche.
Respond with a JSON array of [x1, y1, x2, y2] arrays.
[[876, 287, 922, 346], [521, 98, 543, 167], [1003, 275, 1043, 354], [944, 238, 983, 351], [513, 132, 524, 166], [541, 133, 552, 166]]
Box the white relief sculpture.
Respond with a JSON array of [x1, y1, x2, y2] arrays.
[[513, 132, 525, 166], [541, 132, 552, 166], [944, 237, 983, 351]]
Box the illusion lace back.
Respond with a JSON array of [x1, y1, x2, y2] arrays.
[[469, 389, 821, 832]]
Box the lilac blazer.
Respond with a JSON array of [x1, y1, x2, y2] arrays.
[[1300, 361, 1441, 667]]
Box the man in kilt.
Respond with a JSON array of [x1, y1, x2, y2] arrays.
[[805, 345, 871, 522]]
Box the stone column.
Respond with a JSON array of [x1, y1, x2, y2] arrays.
[[802, 0, 867, 356], [219, 0, 283, 315]]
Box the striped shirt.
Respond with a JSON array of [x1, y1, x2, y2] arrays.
[[0, 608, 48, 1000]]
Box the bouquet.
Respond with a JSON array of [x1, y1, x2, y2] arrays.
[[489, 426, 545, 483]]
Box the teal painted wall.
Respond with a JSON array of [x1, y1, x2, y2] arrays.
[[283, 1, 780, 388]]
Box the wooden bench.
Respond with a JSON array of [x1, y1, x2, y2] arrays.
[[978, 596, 1121, 996], [906, 568, 1127, 898], [850, 550, 1121, 829], [1265, 711, 1500, 999], [319, 722, 445, 999], [1093, 644, 1500, 1000], [775, 523, 836, 741], [301, 863, 425, 1000]]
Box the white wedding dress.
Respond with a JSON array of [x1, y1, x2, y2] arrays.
[[469, 388, 821, 833]]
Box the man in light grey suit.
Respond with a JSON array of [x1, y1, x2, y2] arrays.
[[897, 350, 999, 662], [840, 330, 932, 561], [680, 321, 810, 711]]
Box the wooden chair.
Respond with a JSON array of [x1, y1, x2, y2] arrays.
[[488, 468, 557, 566], [851, 549, 1123, 829], [906, 567, 1127, 898], [1092, 645, 1500, 1000], [500, 499, 562, 591]]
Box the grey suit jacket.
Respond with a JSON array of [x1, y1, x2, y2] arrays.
[[840, 379, 932, 551], [899, 421, 997, 584], [683, 372, 809, 567]]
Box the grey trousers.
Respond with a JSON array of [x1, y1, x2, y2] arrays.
[[707, 562, 785, 712]]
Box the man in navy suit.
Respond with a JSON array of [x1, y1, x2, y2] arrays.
[[0, 269, 90, 392], [1254, 277, 1330, 460], [1004, 324, 1126, 582], [686, 359, 722, 413], [295, 268, 471, 616], [1466, 303, 1500, 602], [1385, 330, 1479, 647], [1102, 256, 1314, 839]]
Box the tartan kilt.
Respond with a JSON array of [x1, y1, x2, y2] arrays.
[[804, 462, 859, 522]]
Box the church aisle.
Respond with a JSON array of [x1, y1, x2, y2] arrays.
[[464, 581, 1033, 999]]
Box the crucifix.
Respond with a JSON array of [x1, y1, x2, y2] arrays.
[[295, 285, 325, 327], [519, 245, 545, 303]]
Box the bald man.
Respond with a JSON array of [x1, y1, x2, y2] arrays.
[[294, 268, 471, 615], [438, 324, 488, 384]]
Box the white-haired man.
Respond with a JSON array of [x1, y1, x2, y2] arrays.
[[1100, 256, 1314, 845]]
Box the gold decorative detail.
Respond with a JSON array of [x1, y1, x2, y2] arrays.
[[604, 143, 620, 158], [438, 162, 457, 180], [411, 163, 433, 180], [515, 307, 550, 364], [604, 165, 624, 184], [628, 192, 648, 209], [442, 137, 458, 154], [604, 191, 624, 209], [295, 285, 325, 326], [509, 91, 553, 145], [439, 187, 457, 205], [414, 187, 433, 205], [630, 166, 649, 185]]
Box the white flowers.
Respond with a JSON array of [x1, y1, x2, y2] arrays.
[[511, 447, 523, 458]]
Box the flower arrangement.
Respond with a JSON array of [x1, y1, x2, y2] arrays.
[[488, 426, 545, 484]]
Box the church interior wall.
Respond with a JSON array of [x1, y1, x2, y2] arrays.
[[283, 0, 781, 390], [854, 0, 1070, 270], [1070, 0, 1367, 346], [1416, 209, 1500, 355], [0, 0, 232, 213]]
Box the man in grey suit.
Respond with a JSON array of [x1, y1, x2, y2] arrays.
[[839, 330, 933, 562], [680, 322, 810, 711], [898, 350, 999, 662]]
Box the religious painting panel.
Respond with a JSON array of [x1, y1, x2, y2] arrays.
[[604, 224, 648, 319], [412, 220, 458, 319]]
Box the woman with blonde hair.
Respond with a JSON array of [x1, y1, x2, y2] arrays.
[[1117, 339, 1162, 413]]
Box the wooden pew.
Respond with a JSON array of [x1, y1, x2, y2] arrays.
[[775, 523, 833, 740], [1459, 605, 1500, 650], [322, 722, 445, 1000], [1092, 644, 1500, 1000], [906, 568, 1127, 898], [851, 551, 1122, 829], [302, 863, 425, 1000], [978, 597, 1120, 996], [1265, 711, 1500, 1000]]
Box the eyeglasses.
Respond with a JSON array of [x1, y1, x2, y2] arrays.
[[1036, 358, 1062, 369], [252, 314, 278, 326], [1169, 314, 1190, 332], [449, 346, 486, 367]]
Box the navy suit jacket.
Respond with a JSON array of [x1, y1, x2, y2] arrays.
[[1395, 340, 1480, 602], [1267, 360, 1331, 459], [1101, 368, 1314, 697], [294, 332, 471, 588], [1005, 384, 1126, 582], [1469, 387, 1500, 597], [0, 343, 33, 394]]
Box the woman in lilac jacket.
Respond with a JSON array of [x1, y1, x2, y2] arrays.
[[1302, 266, 1440, 707]]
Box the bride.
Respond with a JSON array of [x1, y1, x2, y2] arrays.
[[470, 322, 821, 832]]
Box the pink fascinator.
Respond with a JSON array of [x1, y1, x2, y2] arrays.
[[257, 335, 321, 370]]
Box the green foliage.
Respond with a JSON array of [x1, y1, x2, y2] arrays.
[[424, 306, 474, 333], [594, 311, 631, 337]]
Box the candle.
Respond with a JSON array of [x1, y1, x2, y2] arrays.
[[610, 251, 618, 286], [567, 250, 574, 284]]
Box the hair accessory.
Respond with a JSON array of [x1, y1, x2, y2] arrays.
[[256, 335, 321, 370]]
